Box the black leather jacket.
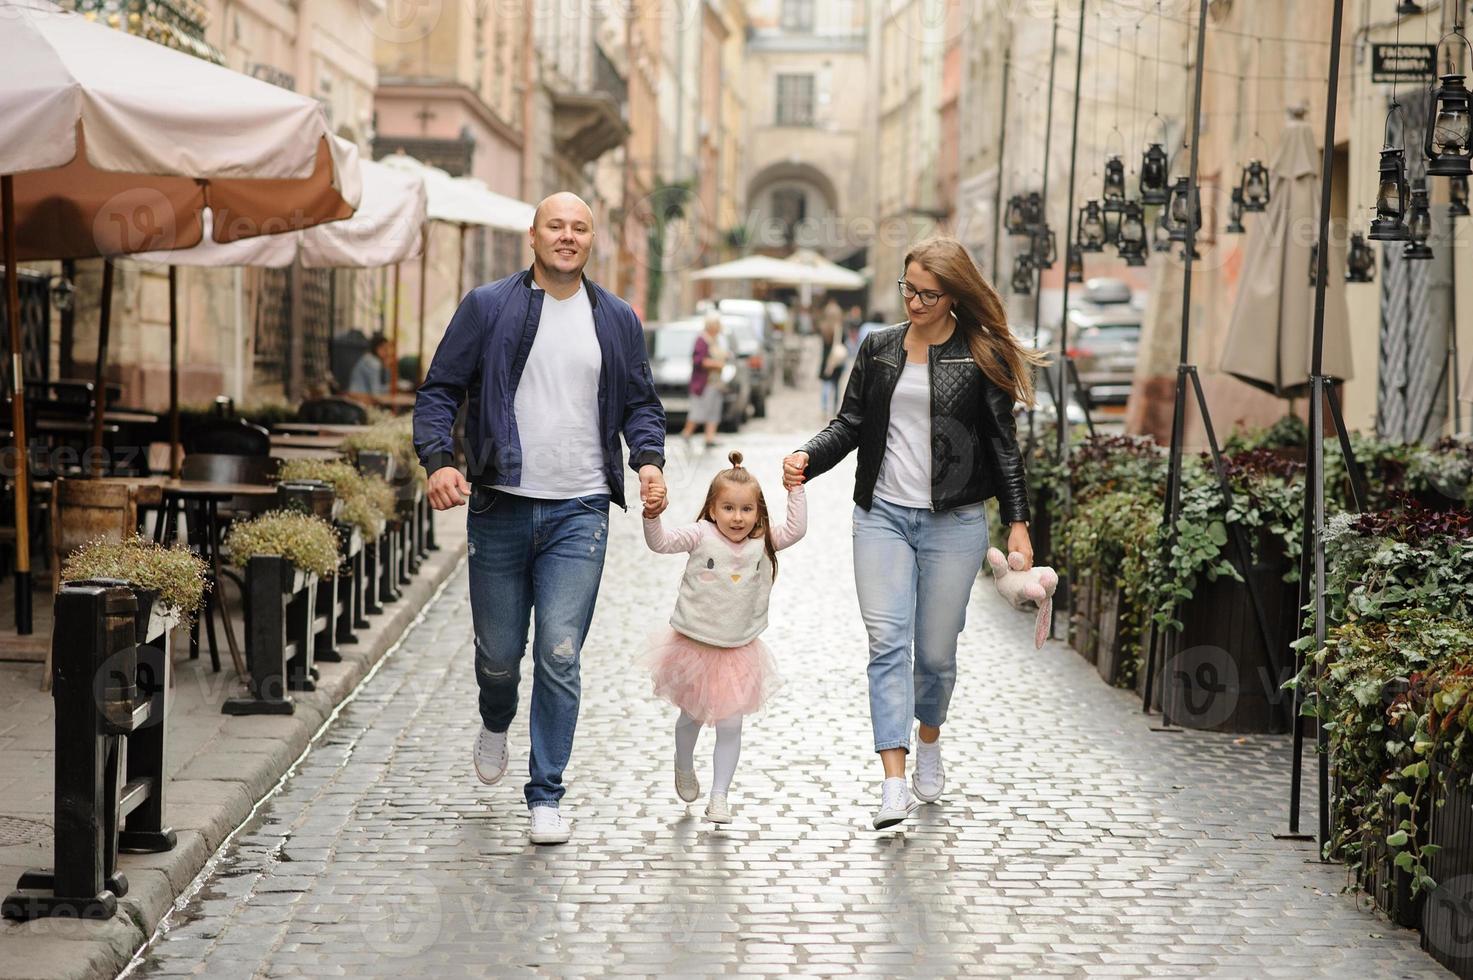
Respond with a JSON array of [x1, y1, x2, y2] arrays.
[[797, 323, 1030, 523]]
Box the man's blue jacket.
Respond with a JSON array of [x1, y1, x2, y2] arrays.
[[412, 267, 666, 510]]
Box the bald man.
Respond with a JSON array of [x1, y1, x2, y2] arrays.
[[414, 192, 668, 845]]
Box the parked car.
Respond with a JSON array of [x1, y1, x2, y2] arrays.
[[645, 318, 752, 432], [1065, 309, 1141, 407], [716, 298, 777, 417]]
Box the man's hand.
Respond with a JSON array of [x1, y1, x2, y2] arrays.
[[639, 464, 667, 518], [1007, 522, 1034, 571], [782, 451, 809, 490], [427, 466, 472, 510]]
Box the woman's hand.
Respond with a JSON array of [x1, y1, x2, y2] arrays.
[[1007, 522, 1033, 570], [782, 451, 809, 490]]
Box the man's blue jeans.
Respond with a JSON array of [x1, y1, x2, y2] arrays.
[[852, 497, 990, 753], [466, 488, 609, 808]]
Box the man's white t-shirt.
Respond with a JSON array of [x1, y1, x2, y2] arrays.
[[493, 283, 609, 499], [872, 360, 933, 509]]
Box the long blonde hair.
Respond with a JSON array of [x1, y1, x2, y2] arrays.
[[904, 237, 1049, 406], [697, 451, 778, 580]]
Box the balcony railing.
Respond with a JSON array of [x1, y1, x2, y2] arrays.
[[68, 0, 224, 63]]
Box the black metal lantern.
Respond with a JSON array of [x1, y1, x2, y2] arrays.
[[1004, 194, 1030, 236], [1164, 176, 1200, 242], [48, 275, 76, 313], [1404, 182, 1434, 259], [1117, 202, 1148, 266], [1140, 143, 1170, 204], [1225, 187, 1246, 234], [1066, 244, 1085, 284], [1452, 175, 1470, 217], [1010, 252, 1035, 295], [1239, 159, 1270, 212], [1103, 155, 1127, 206], [1369, 146, 1411, 241], [1426, 73, 1473, 177], [1077, 200, 1107, 251], [1025, 191, 1044, 228], [1346, 232, 1376, 283], [1032, 225, 1058, 269], [1153, 210, 1173, 252]]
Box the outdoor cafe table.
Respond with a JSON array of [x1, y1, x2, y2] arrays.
[[269, 434, 348, 451]]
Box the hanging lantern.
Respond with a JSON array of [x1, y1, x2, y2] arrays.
[[1452, 175, 1470, 217], [1164, 176, 1200, 242], [1077, 200, 1107, 252], [1153, 210, 1173, 252], [1346, 232, 1376, 282], [1024, 191, 1044, 229], [1426, 73, 1473, 177], [1010, 253, 1035, 295], [1225, 187, 1246, 234], [1116, 201, 1148, 263], [1404, 182, 1434, 259], [1140, 143, 1170, 204], [1368, 147, 1411, 241], [1103, 155, 1127, 206], [1004, 194, 1030, 235], [1066, 244, 1085, 284], [1032, 225, 1058, 269], [1239, 159, 1270, 211]]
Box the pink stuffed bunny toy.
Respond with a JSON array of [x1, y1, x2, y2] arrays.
[[986, 547, 1059, 649]]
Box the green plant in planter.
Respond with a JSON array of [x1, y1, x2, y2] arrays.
[[225, 511, 342, 579], [1223, 414, 1308, 455], [277, 459, 396, 539], [341, 417, 426, 488], [61, 535, 209, 627]]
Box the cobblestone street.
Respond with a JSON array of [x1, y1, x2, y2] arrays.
[[120, 391, 1447, 978]]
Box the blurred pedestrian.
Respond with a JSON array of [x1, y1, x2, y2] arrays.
[[681, 310, 728, 449], [346, 332, 391, 403], [818, 301, 847, 416]]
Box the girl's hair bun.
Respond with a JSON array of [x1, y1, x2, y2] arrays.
[[727, 450, 744, 467]]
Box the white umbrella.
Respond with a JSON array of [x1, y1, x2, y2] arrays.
[[0, 0, 360, 634], [1219, 116, 1353, 396], [785, 249, 869, 290], [691, 252, 867, 290], [691, 254, 810, 282]]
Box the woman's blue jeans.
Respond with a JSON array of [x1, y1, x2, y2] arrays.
[[852, 497, 989, 753], [466, 488, 609, 808]]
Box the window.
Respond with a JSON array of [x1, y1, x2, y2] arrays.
[[781, 0, 814, 32], [775, 74, 815, 127]]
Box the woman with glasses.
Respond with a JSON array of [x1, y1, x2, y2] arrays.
[[782, 237, 1047, 829]]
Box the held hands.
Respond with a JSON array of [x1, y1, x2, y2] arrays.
[[639, 464, 668, 519], [782, 451, 808, 491], [1007, 522, 1034, 571], [427, 466, 472, 511]]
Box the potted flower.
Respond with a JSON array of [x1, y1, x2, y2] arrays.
[[61, 535, 208, 642]]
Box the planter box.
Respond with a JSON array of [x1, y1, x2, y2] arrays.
[[1068, 571, 1099, 665], [222, 556, 318, 715], [1422, 756, 1473, 977], [1165, 531, 1299, 734], [1360, 800, 1424, 929], [335, 526, 365, 645]]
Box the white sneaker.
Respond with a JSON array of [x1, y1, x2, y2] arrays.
[[675, 765, 700, 803], [705, 794, 732, 824], [473, 726, 509, 785], [529, 806, 571, 845], [912, 735, 945, 803], [873, 777, 912, 829]]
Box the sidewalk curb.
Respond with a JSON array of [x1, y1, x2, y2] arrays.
[[0, 523, 466, 980]]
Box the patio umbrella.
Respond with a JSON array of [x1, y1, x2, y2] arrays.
[[691, 252, 868, 290], [1219, 116, 1353, 397], [128, 156, 427, 475], [1, 0, 361, 633], [376, 153, 535, 383], [784, 249, 869, 290]]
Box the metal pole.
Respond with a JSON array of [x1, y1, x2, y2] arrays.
[[1056, 0, 1087, 470], [1028, 2, 1061, 449], [992, 37, 1013, 286], [168, 266, 180, 479], [416, 225, 429, 386], [1302, 0, 1348, 853], [89, 259, 114, 478], [2, 175, 32, 634], [390, 262, 401, 402]]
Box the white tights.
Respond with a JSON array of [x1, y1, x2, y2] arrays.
[[674, 710, 743, 797]]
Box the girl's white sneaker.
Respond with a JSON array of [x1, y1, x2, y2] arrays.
[[705, 794, 732, 824], [675, 766, 700, 803], [529, 806, 571, 845], [873, 776, 912, 829], [912, 735, 945, 803]]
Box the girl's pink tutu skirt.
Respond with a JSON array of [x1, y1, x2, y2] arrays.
[[643, 628, 782, 725]]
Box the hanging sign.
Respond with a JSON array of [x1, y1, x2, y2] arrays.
[[1371, 44, 1438, 83]]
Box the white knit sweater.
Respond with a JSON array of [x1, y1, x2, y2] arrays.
[[643, 487, 807, 647]]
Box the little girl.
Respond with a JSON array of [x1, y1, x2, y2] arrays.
[[642, 451, 806, 823]]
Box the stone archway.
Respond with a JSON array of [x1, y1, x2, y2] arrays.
[[746, 161, 843, 253]]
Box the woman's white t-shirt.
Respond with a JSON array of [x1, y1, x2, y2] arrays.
[[873, 360, 933, 509]]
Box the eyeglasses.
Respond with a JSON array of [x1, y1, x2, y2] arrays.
[[897, 279, 945, 307]]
